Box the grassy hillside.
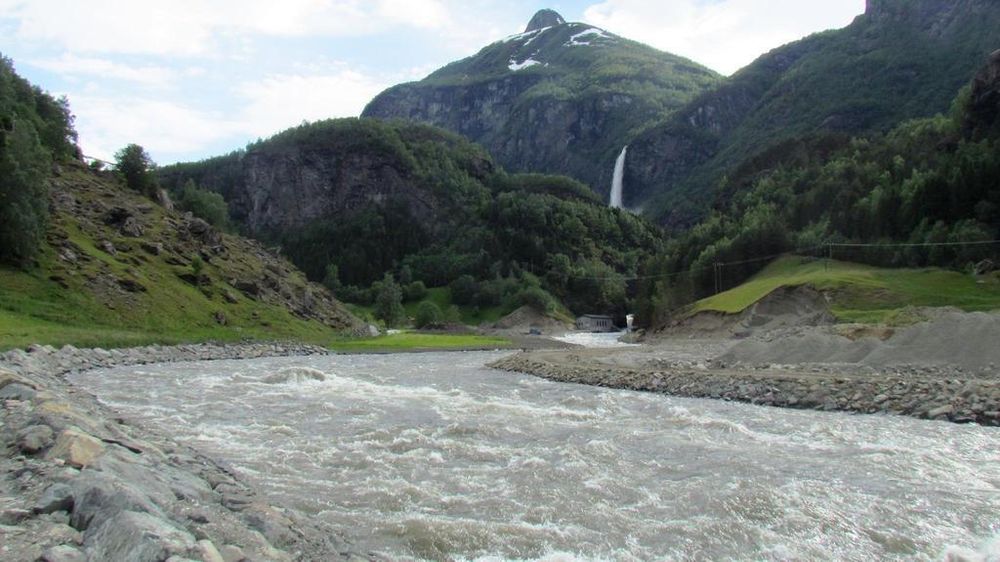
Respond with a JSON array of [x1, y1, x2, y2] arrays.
[[0, 164, 362, 351], [692, 256, 1000, 323]]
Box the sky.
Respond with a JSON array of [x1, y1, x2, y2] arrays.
[[0, 0, 865, 165]]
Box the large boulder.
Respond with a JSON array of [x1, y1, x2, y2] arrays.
[[46, 428, 106, 468]]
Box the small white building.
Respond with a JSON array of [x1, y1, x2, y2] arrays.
[[576, 314, 615, 332]]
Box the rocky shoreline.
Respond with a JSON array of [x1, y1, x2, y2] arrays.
[[490, 351, 1000, 426], [0, 342, 373, 562]]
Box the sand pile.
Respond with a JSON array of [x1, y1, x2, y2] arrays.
[[492, 305, 571, 333], [717, 309, 1000, 371], [663, 286, 834, 337]]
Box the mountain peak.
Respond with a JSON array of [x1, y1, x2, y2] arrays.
[[525, 9, 565, 32]]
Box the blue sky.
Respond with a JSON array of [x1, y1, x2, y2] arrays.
[[0, 0, 864, 164]]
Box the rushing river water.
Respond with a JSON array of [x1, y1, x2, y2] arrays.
[[71, 352, 999, 561]]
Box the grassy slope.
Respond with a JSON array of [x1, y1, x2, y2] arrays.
[[0, 167, 360, 351], [692, 256, 1000, 323]]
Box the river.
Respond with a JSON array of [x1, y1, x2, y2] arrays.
[[70, 352, 1000, 561]]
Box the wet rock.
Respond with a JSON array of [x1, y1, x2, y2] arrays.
[[198, 539, 226, 562], [84, 510, 196, 561], [219, 544, 247, 562], [928, 404, 954, 419], [40, 544, 87, 562], [46, 428, 106, 468], [0, 381, 38, 400], [69, 471, 164, 531], [0, 508, 31, 525], [34, 483, 75, 514]]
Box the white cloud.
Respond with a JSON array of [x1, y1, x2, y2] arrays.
[[31, 54, 177, 87], [236, 69, 389, 139], [68, 95, 241, 161], [0, 0, 453, 56], [63, 63, 392, 162], [583, 0, 866, 75]]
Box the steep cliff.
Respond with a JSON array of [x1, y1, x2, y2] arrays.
[[362, 9, 720, 200], [630, 0, 1000, 226]]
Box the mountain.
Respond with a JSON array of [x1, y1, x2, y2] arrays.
[[627, 0, 1000, 225], [161, 118, 663, 317], [361, 9, 721, 201]]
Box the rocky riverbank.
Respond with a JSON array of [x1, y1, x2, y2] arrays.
[[0, 343, 373, 562], [490, 350, 1000, 426]]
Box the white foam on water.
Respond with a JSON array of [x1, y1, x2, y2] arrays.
[[71, 352, 1000, 561]]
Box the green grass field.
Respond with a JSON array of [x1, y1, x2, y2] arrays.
[[328, 332, 513, 353], [692, 256, 1000, 323]]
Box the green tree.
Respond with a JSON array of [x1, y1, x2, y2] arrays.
[[373, 273, 405, 327], [0, 121, 49, 267], [177, 179, 230, 229], [403, 280, 428, 302], [322, 264, 342, 293], [115, 143, 156, 196], [415, 301, 443, 328]]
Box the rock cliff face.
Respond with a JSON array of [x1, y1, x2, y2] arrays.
[[362, 9, 720, 199], [628, 0, 1000, 226], [164, 120, 493, 239], [964, 49, 1000, 140]]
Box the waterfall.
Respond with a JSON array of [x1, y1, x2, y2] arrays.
[[609, 146, 627, 209]]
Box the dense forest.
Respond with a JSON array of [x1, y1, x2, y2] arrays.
[[635, 56, 1000, 326], [161, 119, 663, 320], [0, 55, 77, 267]]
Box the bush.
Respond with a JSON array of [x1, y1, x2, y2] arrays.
[[415, 301, 443, 328], [322, 264, 341, 293], [515, 287, 556, 313], [403, 280, 428, 302], [177, 180, 230, 229], [337, 284, 372, 304], [449, 274, 479, 305], [373, 273, 405, 327]]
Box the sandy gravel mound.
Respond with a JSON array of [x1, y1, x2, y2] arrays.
[[718, 309, 1000, 371], [492, 306, 571, 333], [663, 286, 834, 338]]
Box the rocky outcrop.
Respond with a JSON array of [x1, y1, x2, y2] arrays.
[[0, 343, 373, 561], [525, 9, 565, 32], [964, 49, 1000, 140]]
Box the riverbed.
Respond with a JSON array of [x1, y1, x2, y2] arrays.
[[71, 351, 1000, 561]]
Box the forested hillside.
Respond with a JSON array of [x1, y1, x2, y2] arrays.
[[162, 119, 663, 320], [617, 0, 1000, 224], [635, 50, 1000, 326]]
